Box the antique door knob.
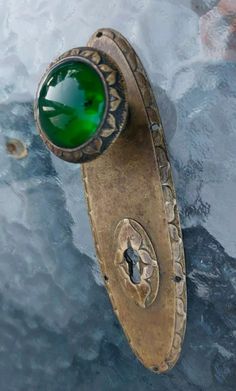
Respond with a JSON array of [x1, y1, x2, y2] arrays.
[[34, 28, 187, 373], [35, 43, 128, 163]]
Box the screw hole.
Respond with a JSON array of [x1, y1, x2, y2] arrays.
[[174, 275, 182, 283], [152, 366, 159, 373], [104, 275, 109, 282], [96, 31, 103, 38]]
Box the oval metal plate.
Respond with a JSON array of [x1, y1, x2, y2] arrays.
[[114, 218, 159, 309], [82, 28, 187, 373]]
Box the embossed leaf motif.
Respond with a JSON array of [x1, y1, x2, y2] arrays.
[[91, 52, 101, 64], [114, 219, 159, 308], [80, 50, 93, 58], [80, 50, 101, 65], [70, 48, 80, 56], [84, 137, 102, 154], [99, 64, 113, 73], [107, 113, 116, 128], [110, 88, 122, 111], [100, 128, 115, 138], [106, 71, 116, 86]]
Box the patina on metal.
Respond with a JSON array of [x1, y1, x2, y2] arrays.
[[34, 28, 187, 373]]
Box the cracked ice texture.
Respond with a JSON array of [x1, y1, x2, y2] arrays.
[[0, 0, 235, 390]]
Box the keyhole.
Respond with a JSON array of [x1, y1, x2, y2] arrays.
[[124, 247, 141, 284]]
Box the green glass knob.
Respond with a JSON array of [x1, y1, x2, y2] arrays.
[[38, 60, 106, 149], [34, 48, 128, 163]]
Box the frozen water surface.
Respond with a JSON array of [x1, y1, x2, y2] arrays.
[[0, 0, 235, 390]]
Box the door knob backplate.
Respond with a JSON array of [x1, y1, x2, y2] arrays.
[[82, 28, 187, 373]]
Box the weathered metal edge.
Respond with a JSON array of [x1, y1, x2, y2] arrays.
[[84, 28, 187, 373]]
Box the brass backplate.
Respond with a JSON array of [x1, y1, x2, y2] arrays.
[[82, 28, 187, 373]]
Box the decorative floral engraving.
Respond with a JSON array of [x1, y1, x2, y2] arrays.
[[114, 219, 159, 308]]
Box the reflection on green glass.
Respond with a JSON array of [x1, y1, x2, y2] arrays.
[[38, 60, 106, 149]]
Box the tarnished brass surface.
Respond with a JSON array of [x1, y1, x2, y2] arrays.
[[82, 29, 187, 373]]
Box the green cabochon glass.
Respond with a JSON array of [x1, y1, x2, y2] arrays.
[[38, 60, 106, 149]]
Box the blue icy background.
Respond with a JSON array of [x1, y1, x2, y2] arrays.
[[0, 0, 235, 390]]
